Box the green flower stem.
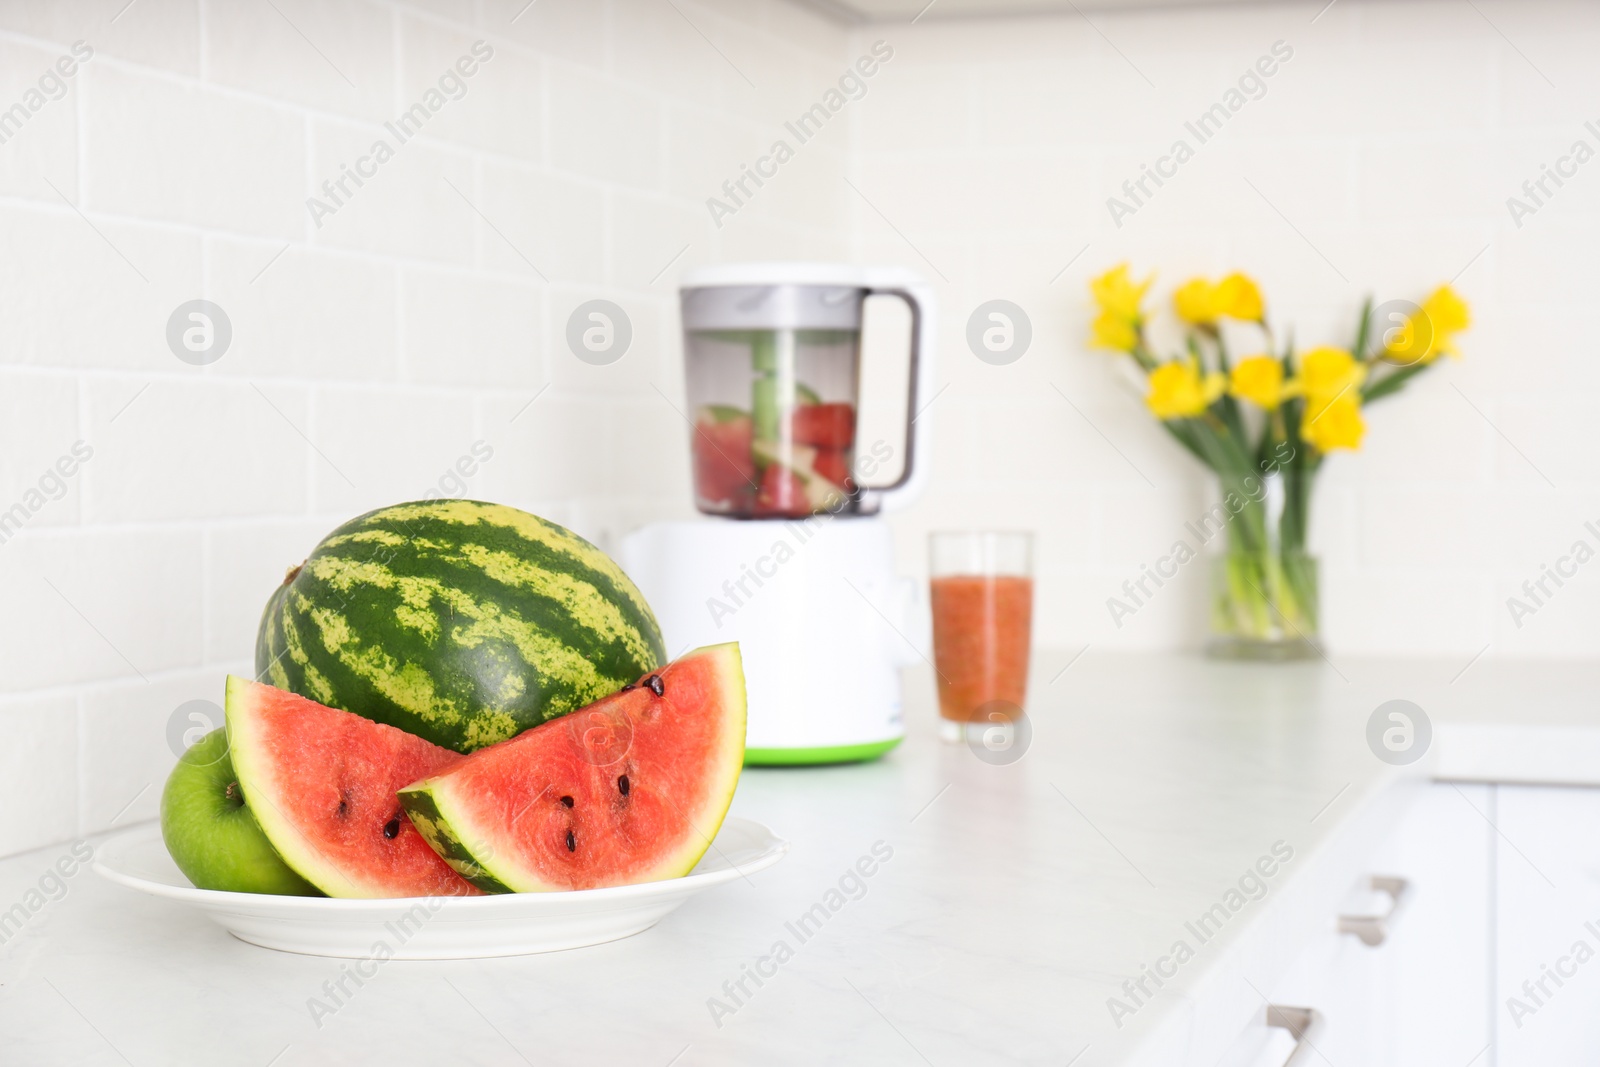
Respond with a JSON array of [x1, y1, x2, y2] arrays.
[[1362, 359, 1431, 403]]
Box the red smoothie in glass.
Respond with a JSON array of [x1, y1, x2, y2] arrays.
[[929, 574, 1034, 722]]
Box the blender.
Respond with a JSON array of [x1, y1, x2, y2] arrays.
[[619, 263, 936, 765]]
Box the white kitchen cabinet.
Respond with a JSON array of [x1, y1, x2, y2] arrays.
[[1212, 782, 1491, 1067], [1368, 782, 1493, 1066], [1259, 904, 1392, 1064], [1495, 785, 1600, 1063]]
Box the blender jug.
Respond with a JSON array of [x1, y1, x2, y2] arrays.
[[679, 264, 933, 519]]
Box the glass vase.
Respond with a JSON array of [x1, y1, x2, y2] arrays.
[[1205, 471, 1320, 661]]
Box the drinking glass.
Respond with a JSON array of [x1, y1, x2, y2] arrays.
[[928, 532, 1034, 743]]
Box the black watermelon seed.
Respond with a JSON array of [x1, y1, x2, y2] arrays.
[[620, 683, 637, 692], [565, 830, 576, 852], [646, 674, 664, 697], [618, 775, 630, 796], [383, 817, 401, 840], [336, 790, 351, 819], [560, 795, 574, 808]]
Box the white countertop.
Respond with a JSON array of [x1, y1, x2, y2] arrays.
[[4, 651, 1598, 1066]]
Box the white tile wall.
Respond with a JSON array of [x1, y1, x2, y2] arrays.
[[844, 0, 1600, 666], [1, 0, 1595, 859], [0, 0, 849, 857]]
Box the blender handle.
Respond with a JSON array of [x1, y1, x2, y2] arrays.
[[861, 284, 935, 507]]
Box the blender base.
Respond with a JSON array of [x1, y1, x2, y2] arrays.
[[745, 738, 903, 766], [619, 517, 918, 766]]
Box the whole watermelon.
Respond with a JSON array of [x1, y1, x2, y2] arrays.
[[255, 500, 666, 753]]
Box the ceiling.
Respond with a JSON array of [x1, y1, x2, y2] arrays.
[[795, 0, 1270, 19]]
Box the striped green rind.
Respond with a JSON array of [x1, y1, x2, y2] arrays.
[[396, 785, 514, 894], [255, 500, 667, 753]]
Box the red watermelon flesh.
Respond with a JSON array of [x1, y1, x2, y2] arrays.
[[789, 401, 855, 449], [399, 643, 746, 893], [224, 676, 481, 899], [692, 409, 756, 508]]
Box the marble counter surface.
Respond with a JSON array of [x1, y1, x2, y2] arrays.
[[3, 651, 1597, 1066]]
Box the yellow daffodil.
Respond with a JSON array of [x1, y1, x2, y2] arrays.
[[1229, 355, 1286, 409], [1088, 263, 1152, 353], [1090, 310, 1139, 352], [1146, 360, 1225, 419], [1174, 272, 1265, 325], [1090, 263, 1152, 321], [1303, 394, 1366, 452], [1174, 278, 1221, 325], [1290, 346, 1366, 402], [1383, 284, 1471, 365], [1216, 273, 1264, 321]]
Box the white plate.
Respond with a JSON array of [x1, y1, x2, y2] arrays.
[[94, 818, 787, 959]]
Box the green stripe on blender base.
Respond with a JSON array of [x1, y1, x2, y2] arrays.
[[744, 738, 902, 766]]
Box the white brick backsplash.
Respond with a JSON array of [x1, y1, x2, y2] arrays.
[[481, 0, 608, 70], [0, 698, 76, 856], [1494, 572, 1600, 660], [476, 392, 612, 502], [83, 65, 306, 239], [722, 23, 840, 127], [307, 118, 476, 263], [0, 39, 82, 202], [1254, 42, 1495, 138], [1497, 220, 1600, 306], [0, 374, 82, 529], [663, 106, 771, 205], [203, 519, 329, 665], [79, 670, 218, 834], [0, 0, 200, 74], [476, 161, 605, 282], [609, 0, 735, 112], [1489, 398, 1600, 489], [860, 64, 972, 154], [1096, 485, 1208, 568], [609, 191, 711, 291], [204, 0, 396, 122], [1323, 570, 1493, 657], [307, 385, 478, 514], [0, 528, 203, 692], [2, 0, 1599, 861], [1359, 488, 1491, 569], [603, 395, 691, 498], [84, 379, 310, 522], [397, 0, 478, 27], [758, 142, 850, 229], [760, 0, 849, 59], [544, 285, 666, 395], [547, 62, 662, 189], [401, 266, 541, 387], [0, 207, 203, 371], [399, 17, 541, 160], [206, 239, 399, 382]]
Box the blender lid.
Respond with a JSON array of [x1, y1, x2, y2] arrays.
[[680, 261, 875, 289], [679, 262, 927, 331], [680, 281, 862, 330]]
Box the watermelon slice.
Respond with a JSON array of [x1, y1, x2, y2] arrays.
[[750, 437, 845, 515], [399, 643, 746, 893], [224, 676, 482, 899], [692, 405, 756, 509], [789, 401, 856, 449]]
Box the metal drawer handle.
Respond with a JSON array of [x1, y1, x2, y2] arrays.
[[1266, 1005, 1324, 1066], [1338, 875, 1411, 947]]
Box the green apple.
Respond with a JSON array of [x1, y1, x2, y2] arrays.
[[160, 728, 320, 896]]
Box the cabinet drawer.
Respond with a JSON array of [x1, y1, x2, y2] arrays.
[[1213, 782, 1491, 1066]]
